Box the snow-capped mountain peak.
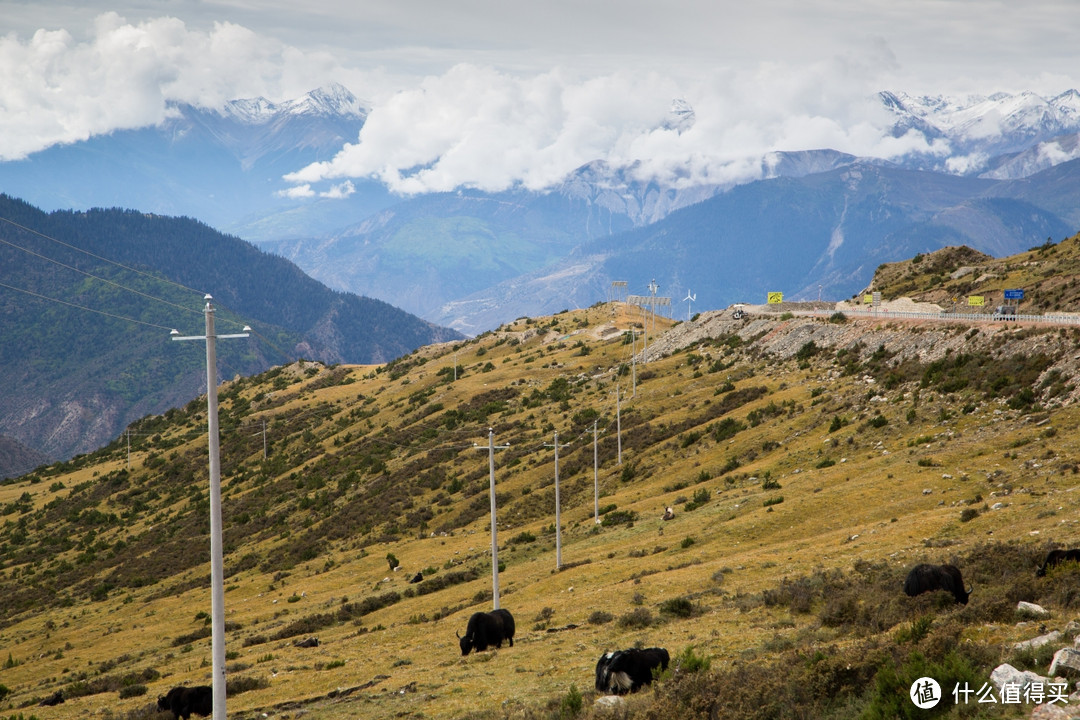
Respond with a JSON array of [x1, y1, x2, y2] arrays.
[[219, 83, 368, 125], [283, 82, 369, 118], [877, 89, 1080, 177]]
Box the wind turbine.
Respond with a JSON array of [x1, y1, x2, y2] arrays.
[[683, 290, 696, 321]]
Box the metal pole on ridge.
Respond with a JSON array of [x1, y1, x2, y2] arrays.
[[171, 296, 250, 720]]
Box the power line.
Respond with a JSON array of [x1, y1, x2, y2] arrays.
[[0, 214, 256, 334], [0, 233, 202, 318], [0, 214, 209, 300], [0, 279, 176, 330]]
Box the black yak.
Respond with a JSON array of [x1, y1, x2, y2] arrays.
[[903, 563, 971, 605], [157, 686, 212, 720], [595, 647, 670, 694], [1036, 548, 1080, 577], [457, 608, 515, 655]]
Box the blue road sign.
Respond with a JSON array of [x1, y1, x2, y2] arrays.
[[1004, 289, 1024, 300]]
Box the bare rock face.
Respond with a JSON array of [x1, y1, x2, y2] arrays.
[[1048, 647, 1080, 678], [989, 663, 1047, 694]]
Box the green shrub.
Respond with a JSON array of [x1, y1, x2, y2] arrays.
[[558, 684, 583, 719], [675, 645, 712, 673], [509, 531, 536, 545], [659, 596, 699, 618], [617, 608, 654, 629], [601, 510, 638, 527], [893, 615, 934, 644], [226, 675, 269, 696], [863, 650, 983, 720]]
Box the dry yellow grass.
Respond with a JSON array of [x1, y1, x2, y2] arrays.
[[2, 302, 1078, 720]]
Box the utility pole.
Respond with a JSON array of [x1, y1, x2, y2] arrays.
[[475, 429, 509, 608], [616, 385, 622, 465], [592, 420, 600, 524], [641, 305, 648, 365], [544, 432, 570, 569], [171, 296, 250, 720], [648, 279, 659, 335], [262, 419, 267, 460]]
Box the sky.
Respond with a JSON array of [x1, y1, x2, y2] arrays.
[[2, 0, 1079, 195]]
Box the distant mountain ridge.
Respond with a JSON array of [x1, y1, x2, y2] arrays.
[[0, 194, 461, 462], [3, 85, 1080, 335], [425, 160, 1076, 330], [878, 89, 1080, 177]]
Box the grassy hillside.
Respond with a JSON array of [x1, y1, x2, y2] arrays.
[[3, 272, 1080, 719], [864, 234, 1080, 314]]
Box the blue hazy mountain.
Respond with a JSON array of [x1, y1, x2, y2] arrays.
[[0, 194, 461, 463], [3, 86, 1080, 334]]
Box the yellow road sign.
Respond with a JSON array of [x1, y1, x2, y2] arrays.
[[968, 296, 984, 306], [767, 292, 783, 304]]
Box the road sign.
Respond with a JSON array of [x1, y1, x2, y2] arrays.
[[968, 296, 984, 306], [1004, 289, 1024, 300], [767, 292, 783, 304]]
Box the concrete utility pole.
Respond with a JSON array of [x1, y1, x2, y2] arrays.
[[592, 420, 600, 524], [616, 385, 622, 465], [475, 429, 509, 608], [171, 296, 250, 720], [544, 432, 570, 569]]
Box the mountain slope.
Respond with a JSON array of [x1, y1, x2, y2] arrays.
[[0, 85, 394, 238], [430, 161, 1076, 330], [6, 86, 1080, 339], [259, 187, 637, 323], [0, 194, 461, 461], [4, 238, 1080, 718]]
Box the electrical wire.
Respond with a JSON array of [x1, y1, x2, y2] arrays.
[[0, 215, 209, 302], [0, 279, 177, 330]]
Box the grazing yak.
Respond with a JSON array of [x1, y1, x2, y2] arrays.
[[903, 563, 971, 605], [1036, 548, 1080, 577], [38, 691, 64, 706], [457, 608, 515, 655], [595, 647, 670, 695], [157, 686, 213, 720]]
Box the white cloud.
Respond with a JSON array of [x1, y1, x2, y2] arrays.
[[5, 4, 1080, 193], [277, 184, 315, 199], [285, 54, 938, 195], [0, 12, 335, 160], [320, 180, 355, 199], [1037, 140, 1080, 166]]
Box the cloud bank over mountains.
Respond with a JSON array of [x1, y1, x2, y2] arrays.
[[284, 55, 944, 196], [0, 7, 1077, 197]]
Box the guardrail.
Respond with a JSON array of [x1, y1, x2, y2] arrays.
[[783, 308, 1080, 326]]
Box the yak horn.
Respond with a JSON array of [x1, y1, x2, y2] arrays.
[[456, 630, 461, 639]]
